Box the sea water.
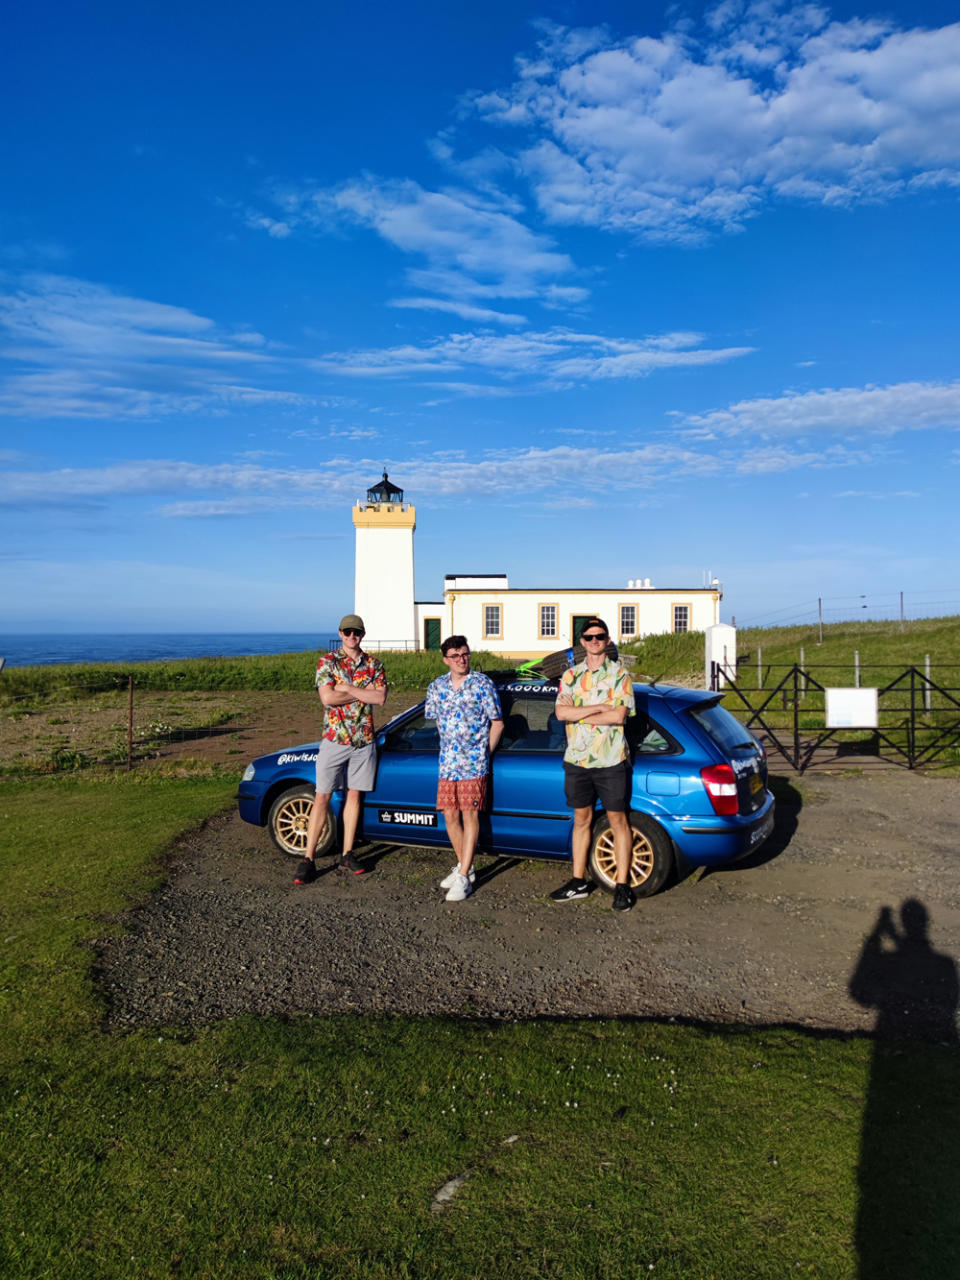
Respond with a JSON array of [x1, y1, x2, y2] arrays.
[[0, 633, 338, 668]]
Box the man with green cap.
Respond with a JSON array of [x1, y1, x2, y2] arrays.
[[294, 614, 388, 884]]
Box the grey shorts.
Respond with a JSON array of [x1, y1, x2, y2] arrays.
[[315, 739, 377, 794]]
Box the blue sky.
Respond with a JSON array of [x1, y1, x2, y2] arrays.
[[3, 0, 960, 633]]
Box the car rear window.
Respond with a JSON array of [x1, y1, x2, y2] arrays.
[[686, 701, 756, 755]]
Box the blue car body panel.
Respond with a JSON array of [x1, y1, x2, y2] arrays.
[[237, 679, 775, 868]]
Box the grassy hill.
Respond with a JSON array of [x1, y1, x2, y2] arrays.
[[621, 614, 960, 688]]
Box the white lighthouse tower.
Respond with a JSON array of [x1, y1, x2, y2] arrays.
[[352, 472, 416, 650]]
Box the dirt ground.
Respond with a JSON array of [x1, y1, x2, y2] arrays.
[[98, 718, 960, 1036]]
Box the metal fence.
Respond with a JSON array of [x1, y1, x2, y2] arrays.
[[1, 676, 254, 774], [713, 662, 960, 771]]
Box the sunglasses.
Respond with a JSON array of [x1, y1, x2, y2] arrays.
[[581, 632, 608, 642], [341, 628, 365, 638]]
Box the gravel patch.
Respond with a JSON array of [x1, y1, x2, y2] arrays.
[[97, 769, 960, 1035]]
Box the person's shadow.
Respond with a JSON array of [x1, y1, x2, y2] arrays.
[[849, 900, 960, 1277]]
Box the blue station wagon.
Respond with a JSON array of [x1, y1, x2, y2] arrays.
[[237, 676, 776, 897]]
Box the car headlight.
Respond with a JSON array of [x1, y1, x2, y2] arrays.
[[241, 763, 256, 782]]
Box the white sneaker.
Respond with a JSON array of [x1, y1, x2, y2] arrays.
[[444, 873, 474, 902], [440, 864, 476, 890]]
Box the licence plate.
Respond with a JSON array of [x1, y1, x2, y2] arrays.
[[749, 809, 775, 847], [377, 808, 437, 828], [749, 772, 764, 795]]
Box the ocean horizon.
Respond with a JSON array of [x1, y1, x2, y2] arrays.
[[0, 632, 339, 669]]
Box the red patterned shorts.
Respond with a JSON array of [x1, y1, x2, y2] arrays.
[[436, 776, 488, 812]]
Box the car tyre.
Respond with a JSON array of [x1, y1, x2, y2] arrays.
[[588, 810, 672, 897], [267, 785, 336, 858]]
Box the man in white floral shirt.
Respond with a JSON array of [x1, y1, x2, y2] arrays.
[[552, 616, 637, 912], [424, 635, 503, 902]]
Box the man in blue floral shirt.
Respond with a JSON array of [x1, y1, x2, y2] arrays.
[[424, 635, 503, 902]]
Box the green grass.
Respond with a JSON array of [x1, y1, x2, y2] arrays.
[[737, 614, 960, 681], [3, 772, 960, 1276], [0, 648, 516, 705]]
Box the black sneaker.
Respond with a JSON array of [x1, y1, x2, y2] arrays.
[[612, 883, 636, 912], [294, 858, 317, 885], [549, 877, 593, 902], [337, 852, 367, 875]]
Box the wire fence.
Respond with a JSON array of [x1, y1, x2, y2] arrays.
[[0, 677, 265, 775]]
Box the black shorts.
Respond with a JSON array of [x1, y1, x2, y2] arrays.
[[563, 761, 630, 813]]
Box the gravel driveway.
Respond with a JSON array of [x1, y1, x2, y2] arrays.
[[98, 769, 960, 1036]]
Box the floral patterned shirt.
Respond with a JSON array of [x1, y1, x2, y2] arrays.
[[557, 657, 635, 768], [315, 647, 387, 747], [425, 670, 502, 780]]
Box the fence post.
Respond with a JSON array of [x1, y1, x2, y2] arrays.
[[908, 667, 916, 769], [127, 676, 134, 772], [854, 650, 860, 689], [757, 646, 762, 690], [925, 654, 931, 713], [799, 646, 805, 700], [792, 665, 801, 768]]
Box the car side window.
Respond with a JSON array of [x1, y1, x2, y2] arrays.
[[498, 697, 566, 753], [626, 712, 681, 756], [385, 712, 439, 752]]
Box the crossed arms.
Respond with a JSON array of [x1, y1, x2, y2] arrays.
[[319, 681, 388, 708], [554, 693, 628, 726]]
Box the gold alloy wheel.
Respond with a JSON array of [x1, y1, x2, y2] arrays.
[[276, 793, 313, 853], [268, 786, 335, 857], [591, 822, 656, 890]]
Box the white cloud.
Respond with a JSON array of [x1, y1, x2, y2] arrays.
[[0, 441, 723, 518], [389, 297, 527, 325], [0, 274, 310, 419], [248, 176, 585, 315], [832, 489, 921, 499], [312, 327, 752, 385], [5, 372, 955, 513], [471, 7, 960, 241], [683, 379, 960, 436]]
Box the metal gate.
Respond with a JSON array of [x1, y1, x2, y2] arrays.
[[711, 663, 960, 771]]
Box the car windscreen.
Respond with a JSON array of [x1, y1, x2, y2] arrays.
[[685, 701, 756, 755]]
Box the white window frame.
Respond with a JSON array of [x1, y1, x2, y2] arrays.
[[482, 603, 502, 639], [538, 602, 558, 640], [672, 604, 690, 634]]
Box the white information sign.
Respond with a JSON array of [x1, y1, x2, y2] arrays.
[[825, 687, 879, 729]]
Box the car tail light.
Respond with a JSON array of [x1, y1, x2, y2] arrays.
[[701, 764, 739, 816]]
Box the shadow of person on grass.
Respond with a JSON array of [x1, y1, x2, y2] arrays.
[[849, 900, 960, 1278]]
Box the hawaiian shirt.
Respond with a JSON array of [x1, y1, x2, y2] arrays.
[[424, 670, 502, 781], [315, 648, 387, 748], [557, 657, 635, 768]]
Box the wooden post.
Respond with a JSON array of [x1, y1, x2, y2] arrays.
[[127, 675, 134, 772]]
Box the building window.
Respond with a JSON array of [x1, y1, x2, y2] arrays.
[[539, 603, 557, 639], [673, 605, 690, 634], [483, 604, 502, 638], [619, 605, 637, 637]]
